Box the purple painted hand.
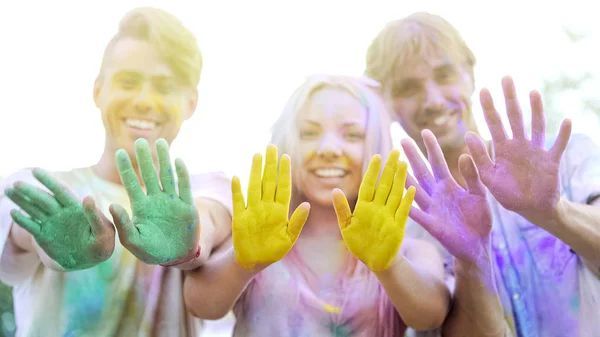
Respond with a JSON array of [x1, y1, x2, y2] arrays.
[[402, 130, 492, 265], [465, 76, 572, 226]]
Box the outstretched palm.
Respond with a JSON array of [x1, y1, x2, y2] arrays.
[[466, 76, 571, 224], [402, 130, 492, 264], [333, 150, 415, 272], [6, 168, 114, 270], [110, 138, 199, 265], [232, 145, 310, 269]]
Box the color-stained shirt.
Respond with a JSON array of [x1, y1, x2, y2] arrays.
[[0, 167, 232, 337], [232, 249, 407, 337], [406, 134, 600, 337]]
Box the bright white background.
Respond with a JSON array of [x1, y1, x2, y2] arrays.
[[0, 0, 599, 180]]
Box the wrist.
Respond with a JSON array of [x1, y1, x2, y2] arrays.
[[160, 245, 201, 267]]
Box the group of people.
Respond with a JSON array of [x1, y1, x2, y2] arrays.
[[0, 7, 598, 337]]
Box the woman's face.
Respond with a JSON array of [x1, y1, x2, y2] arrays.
[[294, 88, 367, 207]]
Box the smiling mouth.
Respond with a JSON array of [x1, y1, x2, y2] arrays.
[[311, 168, 349, 178], [124, 118, 158, 131]]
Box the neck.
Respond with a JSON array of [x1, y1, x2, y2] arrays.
[[299, 199, 347, 239], [91, 142, 127, 186]]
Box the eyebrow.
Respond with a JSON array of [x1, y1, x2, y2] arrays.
[[434, 63, 457, 74], [300, 119, 364, 127], [113, 71, 142, 79]]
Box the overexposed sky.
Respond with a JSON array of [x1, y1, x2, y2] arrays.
[[0, 0, 598, 179]]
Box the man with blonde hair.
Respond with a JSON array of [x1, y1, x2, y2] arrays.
[[0, 7, 232, 336], [366, 12, 600, 337]]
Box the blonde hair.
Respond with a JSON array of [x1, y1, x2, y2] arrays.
[[98, 7, 202, 88], [271, 75, 392, 202], [365, 12, 476, 94]]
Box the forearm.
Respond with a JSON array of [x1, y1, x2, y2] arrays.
[[539, 198, 600, 276], [375, 255, 450, 330], [442, 257, 506, 337], [171, 199, 231, 270], [183, 246, 259, 319]]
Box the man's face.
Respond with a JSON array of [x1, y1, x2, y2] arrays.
[[94, 37, 196, 157], [388, 55, 473, 151]]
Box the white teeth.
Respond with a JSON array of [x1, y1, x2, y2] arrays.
[[313, 168, 346, 178], [125, 118, 157, 130], [433, 115, 451, 126]]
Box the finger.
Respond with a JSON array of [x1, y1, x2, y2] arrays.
[[10, 209, 41, 236], [262, 145, 278, 202], [109, 204, 135, 243], [530, 90, 546, 147], [374, 150, 399, 204], [231, 176, 246, 217], [465, 132, 494, 176], [82, 196, 111, 238], [422, 130, 453, 182], [408, 207, 442, 240], [332, 188, 352, 230], [386, 162, 408, 211], [156, 139, 176, 196], [275, 154, 292, 206], [247, 153, 263, 208], [401, 138, 435, 194], [395, 186, 415, 229], [32, 168, 78, 207], [502, 76, 526, 140], [115, 149, 145, 201], [5, 188, 47, 221], [288, 202, 310, 243], [458, 154, 486, 196], [549, 119, 572, 161], [175, 158, 193, 204], [406, 173, 431, 210], [480, 88, 508, 143], [135, 138, 160, 195], [13, 181, 61, 213], [358, 154, 381, 202]]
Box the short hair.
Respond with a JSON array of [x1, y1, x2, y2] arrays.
[[98, 7, 202, 88], [271, 75, 392, 201], [365, 12, 476, 94]]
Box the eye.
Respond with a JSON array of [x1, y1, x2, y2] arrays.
[[299, 129, 319, 139], [435, 68, 458, 84], [118, 77, 140, 90], [345, 131, 365, 141], [392, 80, 422, 97], [154, 80, 176, 94]]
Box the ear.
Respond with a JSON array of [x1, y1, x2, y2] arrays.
[[183, 89, 198, 120], [93, 77, 103, 108]]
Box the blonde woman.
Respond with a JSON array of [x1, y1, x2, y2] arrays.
[[184, 75, 450, 336]]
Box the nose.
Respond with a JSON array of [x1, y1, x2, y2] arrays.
[[316, 132, 342, 160], [423, 81, 445, 115], [133, 84, 156, 114]]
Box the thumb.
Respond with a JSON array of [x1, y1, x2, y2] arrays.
[[82, 196, 113, 237], [109, 203, 135, 243], [287, 202, 310, 242], [332, 188, 352, 231]]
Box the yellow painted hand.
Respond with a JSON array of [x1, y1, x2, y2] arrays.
[[333, 150, 415, 272], [232, 145, 310, 270]]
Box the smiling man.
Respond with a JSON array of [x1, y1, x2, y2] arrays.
[[366, 12, 600, 337], [0, 8, 232, 337]]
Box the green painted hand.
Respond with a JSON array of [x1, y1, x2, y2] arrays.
[[110, 138, 200, 265], [232, 145, 310, 270], [333, 150, 415, 272], [5, 169, 115, 270]]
